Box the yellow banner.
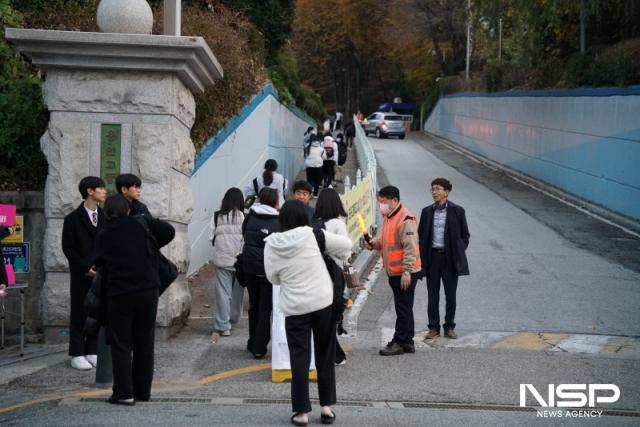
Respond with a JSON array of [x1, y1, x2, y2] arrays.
[[1, 215, 23, 244], [341, 177, 374, 243]]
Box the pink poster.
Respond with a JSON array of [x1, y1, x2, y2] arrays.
[[0, 205, 16, 227], [4, 263, 15, 286]]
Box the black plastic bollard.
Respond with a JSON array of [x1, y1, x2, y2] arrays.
[[93, 327, 112, 389]]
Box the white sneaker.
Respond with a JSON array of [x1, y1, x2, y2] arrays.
[[71, 356, 93, 370], [221, 330, 231, 337], [85, 354, 98, 367]]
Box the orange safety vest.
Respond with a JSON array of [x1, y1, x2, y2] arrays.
[[381, 206, 422, 275]]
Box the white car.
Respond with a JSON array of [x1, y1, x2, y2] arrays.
[[363, 112, 406, 139]]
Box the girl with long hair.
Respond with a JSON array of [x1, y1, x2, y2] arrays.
[[313, 188, 351, 366], [209, 187, 246, 341], [245, 159, 288, 209]]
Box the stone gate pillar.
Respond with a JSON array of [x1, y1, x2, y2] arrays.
[[6, 17, 222, 341]]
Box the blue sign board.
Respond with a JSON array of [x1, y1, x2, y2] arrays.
[[1, 243, 30, 273]]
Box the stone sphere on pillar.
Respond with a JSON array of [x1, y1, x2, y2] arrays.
[[97, 0, 154, 35]]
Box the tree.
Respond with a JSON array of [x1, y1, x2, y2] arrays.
[[222, 0, 294, 64]]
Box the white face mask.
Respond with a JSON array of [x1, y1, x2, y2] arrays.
[[379, 203, 390, 216]]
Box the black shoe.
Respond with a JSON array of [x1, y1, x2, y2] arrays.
[[321, 410, 336, 424], [337, 324, 348, 336], [253, 353, 265, 359], [107, 396, 135, 406], [379, 342, 405, 356]]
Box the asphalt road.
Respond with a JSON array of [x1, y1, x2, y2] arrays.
[[0, 132, 638, 426]]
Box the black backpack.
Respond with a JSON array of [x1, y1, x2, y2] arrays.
[[134, 216, 178, 295], [324, 145, 334, 158], [337, 140, 348, 165], [312, 220, 345, 320]]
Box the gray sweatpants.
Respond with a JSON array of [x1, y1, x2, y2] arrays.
[[213, 268, 245, 332]]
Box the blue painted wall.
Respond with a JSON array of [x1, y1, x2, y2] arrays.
[[425, 87, 640, 221], [188, 85, 315, 273]]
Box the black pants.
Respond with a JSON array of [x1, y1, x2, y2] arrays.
[[246, 274, 273, 356], [322, 160, 335, 187], [305, 167, 323, 196], [335, 334, 346, 364], [426, 250, 459, 330], [346, 135, 353, 148], [69, 275, 97, 357], [107, 287, 159, 401], [388, 273, 419, 346], [285, 304, 336, 413]]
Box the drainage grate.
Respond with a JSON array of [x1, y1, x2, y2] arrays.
[[402, 402, 536, 413], [75, 397, 640, 417], [243, 398, 290, 405], [401, 402, 640, 417], [243, 398, 372, 407], [80, 397, 213, 404]]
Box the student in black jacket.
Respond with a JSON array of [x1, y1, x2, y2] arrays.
[[61, 176, 107, 370], [242, 188, 280, 358], [95, 194, 175, 405], [115, 173, 152, 217]]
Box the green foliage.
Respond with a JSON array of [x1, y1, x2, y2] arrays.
[[267, 68, 295, 107], [565, 39, 640, 87], [223, 0, 294, 64], [267, 43, 326, 126], [1, 1, 48, 190], [297, 83, 326, 125]]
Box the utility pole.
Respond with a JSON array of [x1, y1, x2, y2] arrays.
[[580, 0, 586, 53], [163, 0, 181, 36], [465, 0, 472, 80], [498, 18, 503, 61]]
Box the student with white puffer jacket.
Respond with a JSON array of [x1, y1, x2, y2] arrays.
[[304, 134, 325, 197]]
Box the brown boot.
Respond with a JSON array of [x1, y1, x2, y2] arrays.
[[424, 329, 441, 340], [444, 329, 458, 339]]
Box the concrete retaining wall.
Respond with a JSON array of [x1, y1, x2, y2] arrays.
[[188, 85, 314, 274], [424, 87, 640, 220]]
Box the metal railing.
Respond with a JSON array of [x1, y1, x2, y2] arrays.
[[352, 116, 378, 228]]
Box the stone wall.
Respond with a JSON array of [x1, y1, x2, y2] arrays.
[[40, 70, 196, 342], [0, 191, 45, 340]]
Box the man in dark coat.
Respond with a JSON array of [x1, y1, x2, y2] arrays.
[[115, 173, 152, 217], [417, 177, 470, 340], [61, 176, 107, 370]]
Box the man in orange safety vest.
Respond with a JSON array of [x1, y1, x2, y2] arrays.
[[366, 185, 422, 356]]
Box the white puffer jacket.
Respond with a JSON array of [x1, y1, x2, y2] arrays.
[[264, 226, 352, 316], [209, 210, 244, 269], [305, 142, 325, 168]]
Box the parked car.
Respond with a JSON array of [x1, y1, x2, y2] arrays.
[[363, 112, 406, 139]]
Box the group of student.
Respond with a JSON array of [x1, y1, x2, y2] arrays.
[[303, 128, 349, 197], [209, 159, 353, 425], [62, 174, 173, 406]]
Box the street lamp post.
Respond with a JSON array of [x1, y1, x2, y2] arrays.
[[498, 18, 502, 61], [163, 0, 181, 36], [465, 0, 472, 80]]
